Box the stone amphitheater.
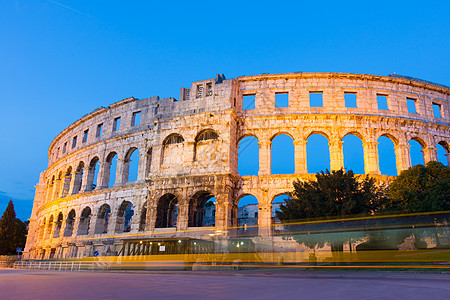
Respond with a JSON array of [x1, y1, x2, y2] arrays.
[[24, 72, 450, 259]]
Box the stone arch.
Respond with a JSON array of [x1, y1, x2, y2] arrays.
[[304, 129, 331, 141], [86, 156, 100, 191], [155, 193, 178, 228], [271, 133, 294, 174], [341, 130, 366, 143], [238, 136, 259, 176], [307, 133, 330, 173], [342, 134, 365, 174], [72, 161, 85, 194], [437, 140, 449, 166], [194, 129, 219, 162], [409, 137, 425, 166], [53, 212, 63, 238], [103, 151, 118, 187], [270, 131, 295, 141], [237, 133, 260, 144], [139, 202, 147, 232], [124, 147, 140, 182], [161, 133, 185, 166], [64, 209, 76, 237], [78, 207, 92, 235], [237, 194, 259, 233], [377, 135, 398, 176], [188, 191, 215, 227], [95, 204, 111, 234], [379, 133, 399, 146], [115, 200, 134, 233], [46, 214, 54, 238]]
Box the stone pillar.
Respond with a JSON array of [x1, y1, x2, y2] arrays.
[[258, 204, 272, 237], [363, 141, 381, 175], [294, 140, 307, 174], [80, 166, 90, 192], [422, 147, 437, 164], [137, 154, 146, 181], [177, 203, 189, 231], [145, 201, 158, 231], [258, 141, 271, 176], [107, 212, 118, 234], [184, 141, 195, 163], [394, 144, 411, 174], [115, 158, 126, 186], [88, 214, 97, 236], [60, 175, 71, 197], [151, 145, 162, 173], [130, 211, 140, 233], [215, 198, 231, 230], [69, 170, 81, 195], [329, 140, 344, 171], [446, 153, 450, 167], [97, 162, 111, 189]]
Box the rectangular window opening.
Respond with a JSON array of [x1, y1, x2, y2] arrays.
[[72, 136, 77, 149], [407, 98, 417, 114], [96, 123, 103, 137], [433, 103, 442, 118], [63, 142, 67, 153], [243, 94, 256, 110], [113, 117, 121, 131], [377, 94, 389, 110], [82, 129, 89, 143], [196, 84, 203, 98], [344, 92, 357, 108], [132, 111, 141, 126], [275, 92, 289, 108], [206, 83, 213, 96], [309, 91, 323, 107]]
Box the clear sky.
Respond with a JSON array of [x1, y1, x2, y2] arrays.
[[1, 0, 449, 220]]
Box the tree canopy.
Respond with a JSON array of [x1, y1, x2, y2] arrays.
[[0, 200, 28, 255], [277, 169, 386, 222], [387, 161, 450, 213]]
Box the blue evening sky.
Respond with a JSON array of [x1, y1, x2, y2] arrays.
[[1, 1, 449, 219]]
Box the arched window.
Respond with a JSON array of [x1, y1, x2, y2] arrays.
[[238, 136, 259, 175], [194, 130, 219, 161], [53, 212, 63, 238], [124, 148, 140, 182], [272, 194, 291, 224], [343, 134, 364, 174], [162, 134, 184, 166], [86, 157, 100, 191], [115, 201, 134, 233], [409, 139, 425, 166], [237, 195, 259, 234], [78, 207, 92, 235], [64, 210, 76, 237], [155, 194, 178, 228], [188, 191, 215, 227], [139, 202, 147, 232], [307, 133, 330, 173], [271, 134, 294, 174], [377, 136, 397, 176], [72, 162, 84, 194], [104, 152, 118, 187], [95, 204, 111, 234], [437, 141, 449, 166]]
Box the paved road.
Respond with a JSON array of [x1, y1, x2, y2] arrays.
[[1, 269, 450, 299]]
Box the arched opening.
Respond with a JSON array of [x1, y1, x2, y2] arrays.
[[343, 134, 365, 174], [437, 141, 449, 166], [86, 157, 100, 191], [46, 215, 54, 238], [377, 136, 397, 176], [61, 167, 72, 197], [238, 136, 259, 176], [95, 204, 111, 234], [72, 162, 84, 194], [237, 195, 259, 233], [409, 139, 425, 166], [116, 201, 134, 233], [53, 212, 63, 238], [124, 148, 140, 182], [271, 134, 294, 174], [307, 133, 330, 173], [78, 207, 92, 235], [104, 152, 118, 188], [194, 129, 219, 161], [39, 218, 46, 240], [139, 202, 147, 231], [188, 191, 215, 227], [272, 194, 291, 224], [162, 134, 185, 166], [155, 194, 178, 228], [64, 209, 76, 237]]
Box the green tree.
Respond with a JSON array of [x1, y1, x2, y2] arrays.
[[277, 169, 387, 254], [387, 161, 450, 213], [0, 200, 28, 255]]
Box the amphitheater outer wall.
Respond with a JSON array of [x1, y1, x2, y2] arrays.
[[25, 72, 450, 259]]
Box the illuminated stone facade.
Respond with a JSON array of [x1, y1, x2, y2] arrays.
[[24, 73, 450, 259]]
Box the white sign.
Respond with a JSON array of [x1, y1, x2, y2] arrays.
[[159, 246, 166, 251]]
